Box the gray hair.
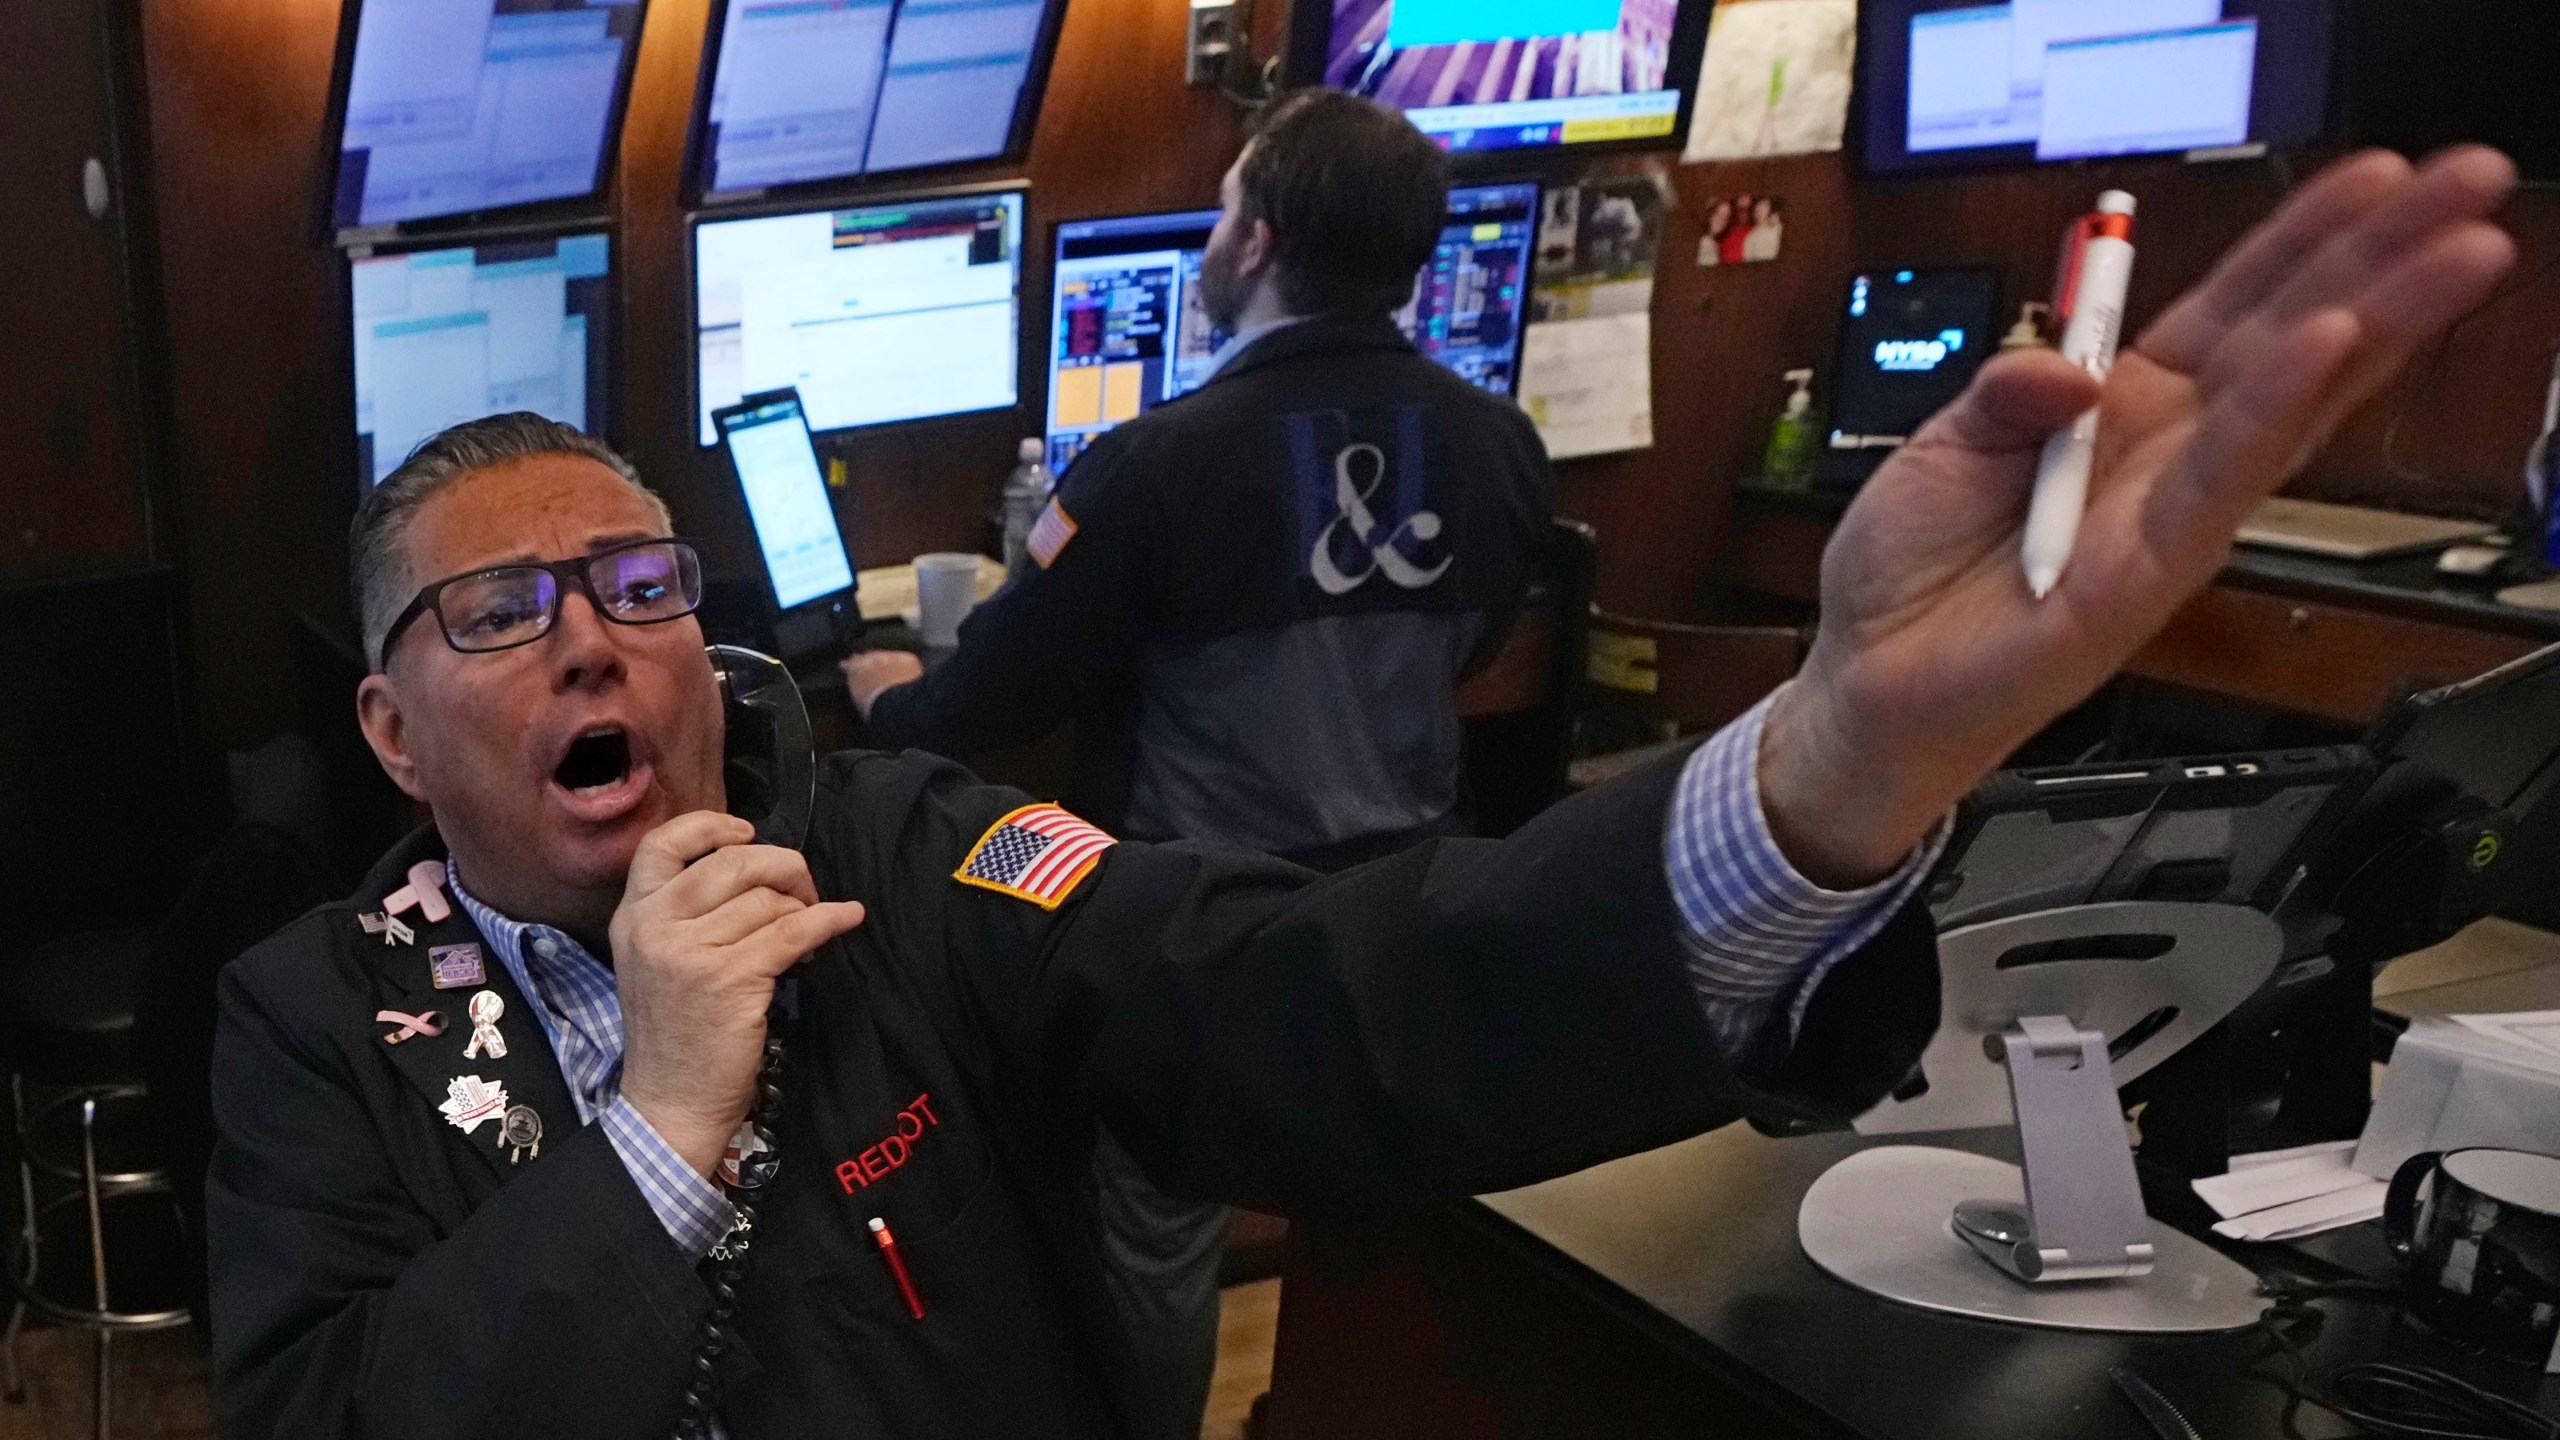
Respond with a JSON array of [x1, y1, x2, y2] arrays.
[[352, 413, 672, 670]]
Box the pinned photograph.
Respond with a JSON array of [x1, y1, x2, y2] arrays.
[[1699, 193, 1787, 266]]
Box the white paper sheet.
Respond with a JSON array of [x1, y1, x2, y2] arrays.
[[2209, 1180, 2390, 1243], [1682, 0, 1859, 163], [1518, 312, 1654, 460], [2192, 1143, 2367, 1220]]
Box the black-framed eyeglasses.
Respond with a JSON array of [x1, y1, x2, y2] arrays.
[[378, 538, 705, 664]]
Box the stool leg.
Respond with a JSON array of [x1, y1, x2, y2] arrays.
[[4, 1075, 32, 1405], [82, 1099, 109, 1440]]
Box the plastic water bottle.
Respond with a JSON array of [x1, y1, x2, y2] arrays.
[[1000, 438, 1055, 579]]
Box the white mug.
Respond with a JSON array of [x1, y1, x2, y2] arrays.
[[913, 553, 980, 650]]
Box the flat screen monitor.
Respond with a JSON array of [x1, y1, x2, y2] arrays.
[[1858, 0, 2335, 177], [325, 0, 651, 234], [1042, 182, 1539, 470], [686, 0, 1067, 201], [351, 229, 615, 487], [1820, 266, 2001, 491], [693, 190, 1026, 445], [1289, 0, 1711, 158], [1397, 180, 1538, 394], [714, 389, 859, 635]]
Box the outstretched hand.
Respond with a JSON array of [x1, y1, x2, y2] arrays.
[[1760, 146, 2519, 889]]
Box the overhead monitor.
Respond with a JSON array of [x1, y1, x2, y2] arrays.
[[325, 0, 651, 235], [1396, 180, 1538, 394], [693, 190, 1026, 445], [686, 0, 1068, 201], [1289, 0, 1711, 158], [350, 230, 614, 486], [1042, 182, 1539, 471], [1859, 0, 2335, 176], [713, 389, 860, 658], [1820, 266, 2001, 491]]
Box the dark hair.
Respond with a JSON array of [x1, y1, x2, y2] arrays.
[[1238, 90, 1451, 317], [350, 413, 666, 669]]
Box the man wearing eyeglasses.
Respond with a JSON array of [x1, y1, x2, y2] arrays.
[[210, 146, 2520, 1440]]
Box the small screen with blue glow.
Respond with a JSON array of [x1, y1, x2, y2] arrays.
[[720, 395, 856, 612], [1826, 266, 2000, 478]]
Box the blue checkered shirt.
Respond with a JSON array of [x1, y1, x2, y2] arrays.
[[447, 863, 738, 1263], [1669, 686, 1947, 1069]]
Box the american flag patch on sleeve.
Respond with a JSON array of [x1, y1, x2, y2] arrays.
[[1026, 498, 1077, 569], [953, 804, 1116, 908]]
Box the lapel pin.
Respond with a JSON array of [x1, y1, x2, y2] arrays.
[[358, 911, 416, 947], [463, 990, 508, 1060], [501, 1105, 543, 1163], [375, 1009, 445, 1045], [383, 860, 453, 925], [429, 943, 486, 990], [439, 1075, 508, 1134], [719, 1120, 780, 1190]]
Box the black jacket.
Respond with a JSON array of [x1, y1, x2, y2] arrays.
[[209, 748, 1937, 1438], [867, 316, 1551, 861]]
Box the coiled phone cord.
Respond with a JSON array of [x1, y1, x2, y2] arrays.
[[676, 1036, 786, 1439]]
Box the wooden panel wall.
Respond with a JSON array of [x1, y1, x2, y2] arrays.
[[137, 0, 2560, 762], [1564, 148, 2560, 619]]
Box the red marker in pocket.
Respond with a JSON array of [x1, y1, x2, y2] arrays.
[[869, 1216, 925, 1320]]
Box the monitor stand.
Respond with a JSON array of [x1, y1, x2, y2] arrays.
[[1797, 903, 2276, 1334]]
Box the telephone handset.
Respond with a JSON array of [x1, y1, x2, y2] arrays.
[[710, 644, 816, 852], [680, 646, 818, 1437]]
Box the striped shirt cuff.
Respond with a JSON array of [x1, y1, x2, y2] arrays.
[[1665, 685, 1948, 1071], [601, 1095, 737, 1262]]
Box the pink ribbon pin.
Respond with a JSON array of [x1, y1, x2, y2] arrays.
[[383, 860, 453, 925], [376, 1009, 446, 1045]]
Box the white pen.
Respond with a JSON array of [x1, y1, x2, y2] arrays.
[[2022, 190, 2137, 600]]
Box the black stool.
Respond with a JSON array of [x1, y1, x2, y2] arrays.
[[0, 927, 190, 1439]]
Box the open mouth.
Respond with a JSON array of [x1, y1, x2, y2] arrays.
[[554, 727, 633, 796]]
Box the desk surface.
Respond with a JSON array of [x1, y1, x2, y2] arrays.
[[1732, 481, 2560, 642], [1474, 1124, 2560, 1440]]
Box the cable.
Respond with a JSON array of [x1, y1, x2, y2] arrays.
[[2242, 1280, 2559, 1440]]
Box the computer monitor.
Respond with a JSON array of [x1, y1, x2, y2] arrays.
[[1288, 0, 1711, 159], [1820, 266, 2001, 491], [349, 229, 615, 487], [1043, 208, 1225, 472], [693, 190, 1026, 445], [685, 0, 1068, 202], [1041, 182, 1539, 470], [714, 389, 860, 658], [1858, 0, 2336, 177], [1396, 180, 1538, 394], [323, 0, 651, 236]]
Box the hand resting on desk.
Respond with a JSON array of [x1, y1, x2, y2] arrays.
[[1759, 146, 2520, 890], [842, 649, 925, 719]]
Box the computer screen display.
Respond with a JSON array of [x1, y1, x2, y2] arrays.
[[351, 230, 613, 486], [1397, 181, 1537, 394], [689, 0, 1065, 199], [1822, 266, 2000, 488], [328, 0, 650, 232], [1293, 0, 1709, 157], [1043, 208, 1226, 472], [694, 190, 1025, 444], [1859, 0, 2334, 176], [718, 393, 857, 612], [1042, 183, 1538, 470]]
